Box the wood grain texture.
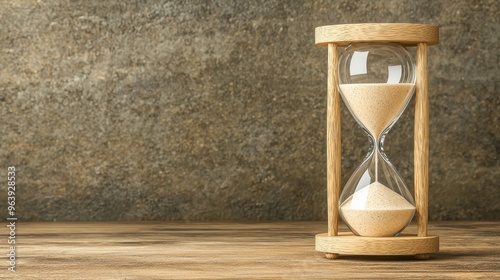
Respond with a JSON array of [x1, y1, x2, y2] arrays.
[[327, 43, 341, 237], [315, 23, 439, 46], [5, 222, 499, 279], [325, 253, 339, 259], [315, 233, 439, 256], [415, 43, 429, 238]]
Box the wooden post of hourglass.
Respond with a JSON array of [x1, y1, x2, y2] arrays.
[[415, 42, 430, 259], [325, 43, 341, 260], [314, 23, 440, 259]]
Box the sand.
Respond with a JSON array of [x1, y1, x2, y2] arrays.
[[339, 83, 413, 138], [340, 181, 415, 237]]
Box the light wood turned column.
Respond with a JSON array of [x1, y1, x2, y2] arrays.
[[415, 42, 430, 260], [325, 43, 341, 260]]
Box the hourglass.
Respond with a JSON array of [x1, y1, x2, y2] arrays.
[[314, 24, 439, 259]]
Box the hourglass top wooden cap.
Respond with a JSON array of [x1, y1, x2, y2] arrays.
[[315, 23, 439, 46]]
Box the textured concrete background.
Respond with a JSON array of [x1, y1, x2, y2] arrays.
[[0, 0, 498, 221]]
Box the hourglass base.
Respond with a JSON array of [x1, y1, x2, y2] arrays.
[[315, 232, 439, 259]]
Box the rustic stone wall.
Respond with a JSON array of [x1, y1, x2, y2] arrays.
[[0, 0, 497, 221]]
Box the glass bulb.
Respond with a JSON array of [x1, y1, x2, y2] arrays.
[[338, 43, 416, 237]]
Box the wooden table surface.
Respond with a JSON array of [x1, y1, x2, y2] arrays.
[[4, 221, 499, 279]]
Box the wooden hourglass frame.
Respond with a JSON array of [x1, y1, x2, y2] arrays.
[[314, 23, 439, 259]]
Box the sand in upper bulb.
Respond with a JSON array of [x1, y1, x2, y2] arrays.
[[340, 182, 415, 237], [339, 83, 414, 138]]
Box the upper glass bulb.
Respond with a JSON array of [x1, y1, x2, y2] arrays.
[[339, 43, 416, 139]]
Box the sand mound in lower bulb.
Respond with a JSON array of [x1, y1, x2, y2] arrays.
[[340, 182, 415, 237]]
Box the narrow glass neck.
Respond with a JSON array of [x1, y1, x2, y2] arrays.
[[368, 132, 386, 154], [369, 132, 388, 183]]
